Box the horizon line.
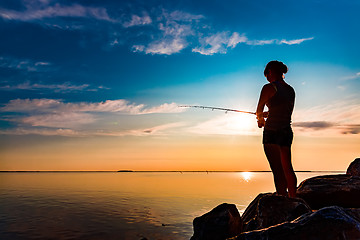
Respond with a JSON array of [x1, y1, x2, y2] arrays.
[[0, 170, 345, 173]]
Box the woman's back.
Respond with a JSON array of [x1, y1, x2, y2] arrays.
[[265, 81, 295, 130]]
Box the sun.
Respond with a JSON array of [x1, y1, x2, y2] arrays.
[[188, 112, 259, 135], [225, 114, 258, 135]]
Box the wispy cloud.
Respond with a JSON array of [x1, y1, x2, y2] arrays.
[[246, 39, 276, 45], [192, 32, 247, 55], [192, 33, 313, 55], [0, 2, 115, 22], [123, 12, 152, 28], [245, 37, 314, 46], [22, 112, 95, 128], [0, 56, 52, 72], [341, 72, 360, 81], [0, 128, 80, 137], [0, 98, 185, 136], [277, 37, 314, 45], [1, 98, 184, 114], [293, 121, 335, 129], [0, 56, 109, 93], [0, 2, 314, 55], [103, 122, 186, 137], [132, 9, 202, 55], [142, 38, 187, 55], [293, 121, 360, 135], [0, 81, 107, 93], [0, 122, 185, 137], [227, 32, 248, 48], [293, 99, 360, 135], [341, 124, 360, 135]]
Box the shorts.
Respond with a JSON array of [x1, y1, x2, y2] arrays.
[[263, 126, 293, 147]]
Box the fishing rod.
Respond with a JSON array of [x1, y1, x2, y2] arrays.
[[179, 105, 256, 115]]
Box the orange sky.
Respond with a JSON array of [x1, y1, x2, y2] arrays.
[[1, 132, 358, 171]]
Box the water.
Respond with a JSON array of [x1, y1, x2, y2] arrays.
[[0, 171, 342, 240]]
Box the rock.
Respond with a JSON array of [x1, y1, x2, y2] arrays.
[[347, 158, 360, 176], [228, 206, 360, 240], [297, 174, 360, 209], [191, 203, 242, 240], [241, 193, 312, 232]]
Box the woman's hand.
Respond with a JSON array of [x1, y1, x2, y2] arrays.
[[257, 117, 265, 128], [256, 111, 268, 128]]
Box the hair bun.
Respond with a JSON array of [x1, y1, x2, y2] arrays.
[[281, 62, 288, 74], [264, 60, 288, 76]]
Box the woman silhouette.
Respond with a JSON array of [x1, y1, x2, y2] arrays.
[[256, 60, 297, 197]]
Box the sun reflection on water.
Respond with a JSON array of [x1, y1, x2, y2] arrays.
[[240, 172, 252, 182]]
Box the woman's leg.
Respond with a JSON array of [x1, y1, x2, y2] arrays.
[[280, 146, 297, 197], [264, 143, 287, 196]]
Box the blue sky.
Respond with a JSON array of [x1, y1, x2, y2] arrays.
[[0, 0, 359, 170]]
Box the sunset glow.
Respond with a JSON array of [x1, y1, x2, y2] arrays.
[[0, 0, 359, 171]]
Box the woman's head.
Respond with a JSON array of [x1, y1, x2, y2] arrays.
[[264, 60, 288, 78]]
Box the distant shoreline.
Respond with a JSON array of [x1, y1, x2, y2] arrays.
[[0, 170, 345, 173]]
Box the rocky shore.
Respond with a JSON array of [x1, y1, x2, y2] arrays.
[[191, 158, 360, 240]]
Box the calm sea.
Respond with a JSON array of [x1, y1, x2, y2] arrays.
[[0, 171, 342, 240]]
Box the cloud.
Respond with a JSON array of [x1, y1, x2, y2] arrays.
[[341, 124, 360, 135], [293, 99, 360, 124], [1, 2, 314, 55], [132, 9, 199, 55], [132, 45, 146, 53], [1, 98, 184, 114], [108, 122, 185, 136], [144, 38, 187, 55], [192, 32, 247, 55], [341, 72, 360, 81], [0, 98, 186, 135], [0, 122, 185, 137], [0, 128, 80, 137], [245, 37, 314, 46], [140, 102, 185, 114], [192, 35, 314, 55], [0, 98, 186, 137], [246, 39, 276, 46], [1, 98, 61, 112], [0, 81, 106, 93], [227, 32, 248, 48], [22, 112, 95, 128], [293, 99, 360, 135], [0, 57, 94, 93], [293, 121, 360, 135], [0, 2, 115, 22], [278, 37, 314, 45], [293, 121, 335, 129], [123, 13, 152, 27], [0, 56, 52, 72], [163, 10, 204, 22]]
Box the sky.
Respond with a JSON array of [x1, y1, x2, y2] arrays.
[[0, 0, 359, 171]]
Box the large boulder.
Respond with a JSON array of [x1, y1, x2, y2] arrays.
[[347, 158, 360, 177], [297, 174, 360, 209], [191, 203, 242, 240], [241, 193, 312, 232], [229, 206, 360, 240]]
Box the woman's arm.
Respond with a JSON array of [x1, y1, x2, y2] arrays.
[[256, 84, 276, 128]]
